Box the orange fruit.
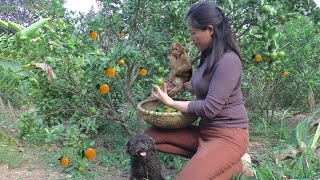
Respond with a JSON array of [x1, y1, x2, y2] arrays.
[[118, 59, 125, 66], [99, 84, 109, 94], [119, 31, 125, 37], [105, 67, 116, 77], [59, 157, 69, 167], [255, 54, 262, 62], [138, 68, 147, 76], [84, 148, 96, 160], [89, 31, 98, 39], [282, 71, 288, 77]]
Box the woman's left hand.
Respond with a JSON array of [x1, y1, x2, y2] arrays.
[[152, 83, 173, 105]]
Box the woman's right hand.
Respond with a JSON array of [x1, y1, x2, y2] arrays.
[[152, 83, 173, 106], [153, 83, 191, 113]]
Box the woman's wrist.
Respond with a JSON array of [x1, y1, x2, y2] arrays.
[[166, 98, 175, 107], [167, 99, 190, 113]]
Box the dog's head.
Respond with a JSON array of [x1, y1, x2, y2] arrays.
[[125, 134, 156, 158]]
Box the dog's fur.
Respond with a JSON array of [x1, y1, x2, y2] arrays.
[[125, 134, 165, 180]]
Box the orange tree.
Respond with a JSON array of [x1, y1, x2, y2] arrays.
[[0, 0, 197, 137], [235, 2, 299, 117], [1, 0, 320, 136], [216, 0, 320, 118]]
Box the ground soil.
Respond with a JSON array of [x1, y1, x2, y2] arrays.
[[0, 147, 130, 180], [0, 164, 71, 180], [0, 143, 264, 180], [0, 137, 267, 180]]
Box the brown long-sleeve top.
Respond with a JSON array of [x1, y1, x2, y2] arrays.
[[187, 51, 248, 128]]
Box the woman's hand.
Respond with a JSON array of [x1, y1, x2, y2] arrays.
[[153, 83, 191, 113], [152, 83, 173, 106]]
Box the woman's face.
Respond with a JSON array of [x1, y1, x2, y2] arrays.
[[187, 23, 213, 51]]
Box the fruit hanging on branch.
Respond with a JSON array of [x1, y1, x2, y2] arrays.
[[105, 67, 116, 77], [138, 68, 147, 76], [118, 59, 125, 66], [255, 54, 262, 62], [98, 83, 110, 95], [89, 31, 98, 39]]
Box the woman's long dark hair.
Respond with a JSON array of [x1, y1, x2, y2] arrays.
[[186, 2, 242, 77]]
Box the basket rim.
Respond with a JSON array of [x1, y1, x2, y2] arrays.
[[137, 98, 184, 116]]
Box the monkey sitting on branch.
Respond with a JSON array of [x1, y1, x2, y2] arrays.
[[167, 42, 193, 97]]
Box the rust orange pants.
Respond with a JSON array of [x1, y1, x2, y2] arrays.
[[143, 125, 249, 180]]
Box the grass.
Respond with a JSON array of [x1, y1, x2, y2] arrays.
[[1, 108, 319, 179], [246, 110, 320, 179], [0, 133, 28, 168]]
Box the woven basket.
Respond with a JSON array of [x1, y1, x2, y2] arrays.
[[137, 98, 197, 129]]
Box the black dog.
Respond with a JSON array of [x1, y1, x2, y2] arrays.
[[125, 134, 165, 180]]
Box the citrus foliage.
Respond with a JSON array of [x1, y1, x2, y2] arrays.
[[0, 0, 318, 129], [0, 0, 319, 134]]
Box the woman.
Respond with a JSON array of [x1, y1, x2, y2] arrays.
[[144, 2, 253, 179]]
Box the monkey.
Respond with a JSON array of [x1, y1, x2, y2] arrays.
[[167, 42, 192, 97]]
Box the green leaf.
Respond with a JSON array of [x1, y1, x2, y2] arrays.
[[268, 26, 277, 38], [0, 60, 23, 72], [20, 18, 51, 38], [7, 21, 24, 31], [0, 20, 8, 28], [253, 34, 264, 39], [296, 118, 309, 150], [0, 77, 7, 89], [271, 32, 279, 40], [6, 78, 17, 92], [17, 71, 35, 77], [81, 89, 87, 95], [295, 110, 320, 152], [311, 120, 320, 151]]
